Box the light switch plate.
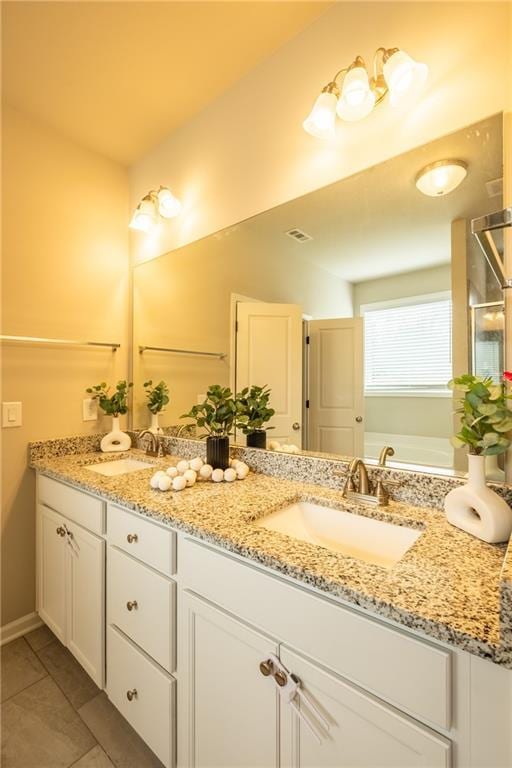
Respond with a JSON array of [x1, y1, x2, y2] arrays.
[[2, 401, 22, 428], [82, 397, 98, 421]]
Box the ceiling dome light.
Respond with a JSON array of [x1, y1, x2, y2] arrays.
[[337, 57, 375, 122], [383, 49, 428, 105], [157, 187, 182, 219], [303, 85, 338, 139], [415, 160, 468, 197], [129, 196, 157, 232]]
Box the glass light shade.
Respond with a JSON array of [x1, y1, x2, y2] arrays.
[[383, 49, 428, 104], [157, 187, 182, 218], [415, 160, 467, 197], [129, 198, 157, 231], [303, 90, 338, 139], [337, 66, 375, 121]]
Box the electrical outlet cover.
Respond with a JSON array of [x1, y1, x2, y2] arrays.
[[83, 397, 98, 421]]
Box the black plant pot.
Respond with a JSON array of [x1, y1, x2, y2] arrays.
[[206, 435, 230, 469], [246, 430, 267, 450]]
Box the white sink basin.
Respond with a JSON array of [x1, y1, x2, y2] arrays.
[[85, 458, 155, 476], [256, 501, 421, 568]]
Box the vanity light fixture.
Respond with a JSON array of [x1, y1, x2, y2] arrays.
[[303, 47, 428, 137], [415, 160, 468, 197], [129, 186, 182, 231]]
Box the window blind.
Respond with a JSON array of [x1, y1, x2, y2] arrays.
[[363, 296, 452, 395]]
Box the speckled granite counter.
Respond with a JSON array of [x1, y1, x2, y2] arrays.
[[30, 446, 512, 667]]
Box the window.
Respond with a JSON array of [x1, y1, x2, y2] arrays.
[[362, 293, 452, 396]]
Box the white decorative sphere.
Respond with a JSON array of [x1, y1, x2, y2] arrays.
[[211, 468, 224, 483], [150, 472, 162, 489], [224, 468, 237, 482], [199, 464, 213, 480], [268, 440, 281, 451], [190, 457, 204, 472], [166, 466, 178, 478], [183, 469, 197, 487], [176, 459, 189, 474], [236, 462, 250, 479], [172, 475, 187, 491], [158, 475, 172, 491]]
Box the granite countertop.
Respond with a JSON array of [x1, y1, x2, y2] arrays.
[[31, 447, 512, 666]]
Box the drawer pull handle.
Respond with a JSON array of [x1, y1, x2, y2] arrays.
[[126, 600, 138, 611], [127, 533, 138, 544], [259, 660, 273, 677], [126, 688, 138, 702], [56, 526, 66, 537]]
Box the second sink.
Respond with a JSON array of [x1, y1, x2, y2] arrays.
[[255, 501, 422, 568]]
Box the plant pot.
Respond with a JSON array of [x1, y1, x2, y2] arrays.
[[444, 454, 512, 543], [149, 412, 163, 435], [206, 435, 230, 469], [246, 430, 267, 449], [100, 416, 131, 453]]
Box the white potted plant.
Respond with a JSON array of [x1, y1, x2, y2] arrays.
[[143, 380, 170, 434], [86, 380, 133, 452]]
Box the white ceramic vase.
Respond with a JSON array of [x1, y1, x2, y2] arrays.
[[148, 412, 163, 435], [444, 454, 512, 543], [100, 416, 131, 453]]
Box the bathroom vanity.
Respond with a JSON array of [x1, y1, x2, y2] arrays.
[[30, 437, 512, 768]]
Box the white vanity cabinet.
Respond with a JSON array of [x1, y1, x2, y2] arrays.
[[36, 476, 105, 686]]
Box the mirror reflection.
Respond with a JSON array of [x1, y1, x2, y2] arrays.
[[132, 113, 504, 474]]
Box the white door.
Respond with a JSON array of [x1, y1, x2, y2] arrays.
[[178, 591, 279, 768], [307, 318, 363, 456], [66, 520, 105, 687], [37, 504, 67, 643], [236, 302, 303, 446], [280, 647, 451, 768]]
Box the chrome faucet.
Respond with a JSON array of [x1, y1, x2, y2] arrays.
[[138, 429, 166, 458], [338, 457, 399, 507]]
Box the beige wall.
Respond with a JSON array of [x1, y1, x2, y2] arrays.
[[133, 229, 352, 428], [1, 106, 129, 626], [130, 2, 511, 265], [353, 265, 452, 438]]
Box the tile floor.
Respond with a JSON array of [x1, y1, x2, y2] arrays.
[[1, 625, 164, 768]]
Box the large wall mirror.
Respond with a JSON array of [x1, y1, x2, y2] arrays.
[[132, 113, 505, 476]]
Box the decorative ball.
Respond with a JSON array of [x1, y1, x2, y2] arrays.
[[172, 475, 187, 491], [268, 440, 281, 451], [224, 468, 237, 482], [211, 468, 224, 483], [158, 475, 172, 491], [150, 472, 164, 489], [199, 464, 213, 480], [166, 466, 178, 478], [236, 462, 250, 479], [177, 459, 190, 474], [190, 457, 204, 472], [183, 469, 197, 487]]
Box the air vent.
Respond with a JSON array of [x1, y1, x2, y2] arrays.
[[286, 228, 312, 243], [486, 177, 503, 198]]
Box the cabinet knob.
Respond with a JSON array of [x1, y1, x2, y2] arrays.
[[259, 660, 273, 677], [292, 422, 301, 431], [126, 600, 138, 612], [56, 526, 66, 537], [355, 416, 363, 423], [126, 689, 137, 702], [274, 670, 287, 687], [127, 533, 138, 544]]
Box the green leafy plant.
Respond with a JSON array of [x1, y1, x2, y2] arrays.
[[144, 380, 170, 415], [449, 373, 512, 456], [236, 385, 275, 435], [86, 380, 133, 417], [181, 385, 236, 437]]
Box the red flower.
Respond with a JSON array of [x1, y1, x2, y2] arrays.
[[504, 372, 512, 382]]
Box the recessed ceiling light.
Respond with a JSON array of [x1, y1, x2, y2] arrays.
[[415, 160, 468, 197]]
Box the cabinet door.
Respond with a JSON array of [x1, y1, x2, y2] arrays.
[[37, 504, 67, 643], [65, 520, 105, 687], [179, 591, 279, 768], [280, 647, 451, 768]]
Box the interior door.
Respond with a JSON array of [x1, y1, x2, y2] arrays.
[[307, 318, 363, 456], [236, 302, 303, 446]]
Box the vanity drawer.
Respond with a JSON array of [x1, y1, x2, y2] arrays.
[[108, 546, 175, 672], [38, 474, 104, 535], [107, 625, 175, 768], [107, 504, 176, 575], [180, 537, 451, 731]]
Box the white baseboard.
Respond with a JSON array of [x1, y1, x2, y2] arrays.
[[1, 612, 43, 645]]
